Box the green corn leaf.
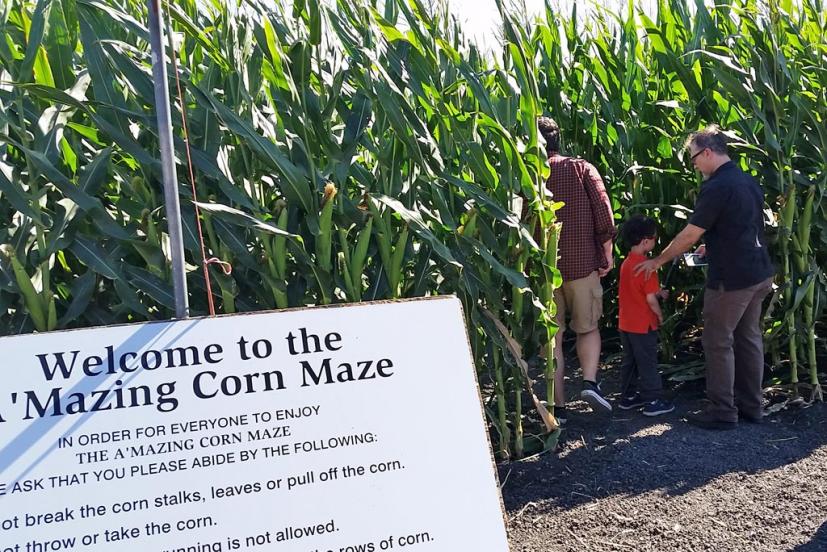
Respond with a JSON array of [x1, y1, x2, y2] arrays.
[[113, 277, 149, 317], [19, 0, 52, 83], [166, 1, 231, 71], [189, 84, 317, 229], [33, 44, 56, 87], [376, 195, 461, 268], [125, 265, 175, 309], [43, 198, 79, 257], [194, 201, 302, 241], [260, 17, 296, 96], [306, 0, 322, 45], [69, 235, 122, 280], [0, 170, 40, 221], [58, 271, 96, 327], [45, 0, 76, 90], [342, 92, 372, 152], [128, 240, 165, 273], [12, 140, 100, 211], [77, 4, 129, 133], [78, 146, 111, 194], [176, 140, 257, 211]]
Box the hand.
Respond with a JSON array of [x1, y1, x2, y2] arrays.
[[655, 310, 663, 325], [598, 257, 614, 278], [657, 288, 670, 300], [634, 258, 660, 278], [695, 244, 706, 256]]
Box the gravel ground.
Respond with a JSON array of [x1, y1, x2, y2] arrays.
[[501, 376, 827, 551]]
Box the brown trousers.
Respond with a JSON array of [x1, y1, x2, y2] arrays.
[[702, 277, 773, 422]]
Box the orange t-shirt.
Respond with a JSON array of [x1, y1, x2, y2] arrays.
[[618, 252, 661, 333]]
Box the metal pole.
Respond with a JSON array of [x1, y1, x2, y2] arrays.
[[148, 0, 189, 319]]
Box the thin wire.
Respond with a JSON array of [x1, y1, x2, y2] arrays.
[[162, 2, 229, 316]]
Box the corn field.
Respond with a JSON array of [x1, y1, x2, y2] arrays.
[[0, 0, 825, 459]]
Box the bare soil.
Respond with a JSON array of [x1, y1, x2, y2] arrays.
[[501, 361, 827, 551]]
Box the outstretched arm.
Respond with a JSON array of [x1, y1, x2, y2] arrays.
[[635, 224, 706, 278]]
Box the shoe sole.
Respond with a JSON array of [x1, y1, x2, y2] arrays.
[[643, 407, 675, 417], [581, 389, 612, 413], [618, 403, 646, 411]]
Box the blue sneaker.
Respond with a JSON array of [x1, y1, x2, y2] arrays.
[[618, 393, 647, 410], [642, 399, 675, 417]]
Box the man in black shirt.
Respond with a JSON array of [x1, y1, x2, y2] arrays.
[[636, 126, 774, 429]]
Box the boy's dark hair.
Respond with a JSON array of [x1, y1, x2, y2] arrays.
[[685, 124, 729, 155], [538, 116, 560, 153], [621, 215, 658, 249]]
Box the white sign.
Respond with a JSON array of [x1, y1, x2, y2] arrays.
[[0, 296, 508, 552]]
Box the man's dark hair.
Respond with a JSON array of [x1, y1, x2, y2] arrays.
[[538, 116, 560, 153], [621, 215, 658, 249], [685, 125, 729, 155]]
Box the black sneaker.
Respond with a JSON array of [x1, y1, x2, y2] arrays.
[[618, 393, 647, 410], [642, 399, 675, 417], [580, 382, 612, 414]]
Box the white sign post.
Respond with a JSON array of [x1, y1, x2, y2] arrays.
[[0, 297, 508, 552]]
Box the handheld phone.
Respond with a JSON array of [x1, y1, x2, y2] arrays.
[[683, 253, 708, 267]]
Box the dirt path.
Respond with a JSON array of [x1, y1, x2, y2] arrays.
[[501, 382, 827, 551]]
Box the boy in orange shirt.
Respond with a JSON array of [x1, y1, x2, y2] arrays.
[[617, 216, 674, 416]]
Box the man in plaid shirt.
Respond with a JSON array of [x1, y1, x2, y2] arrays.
[[539, 117, 616, 422]]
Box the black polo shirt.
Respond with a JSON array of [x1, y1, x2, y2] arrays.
[[688, 161, 774, 290]]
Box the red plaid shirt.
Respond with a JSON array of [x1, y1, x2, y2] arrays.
[[547, 154, 616, 282]]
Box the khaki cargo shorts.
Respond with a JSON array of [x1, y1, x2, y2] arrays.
[[554, 271, 603, 334]]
